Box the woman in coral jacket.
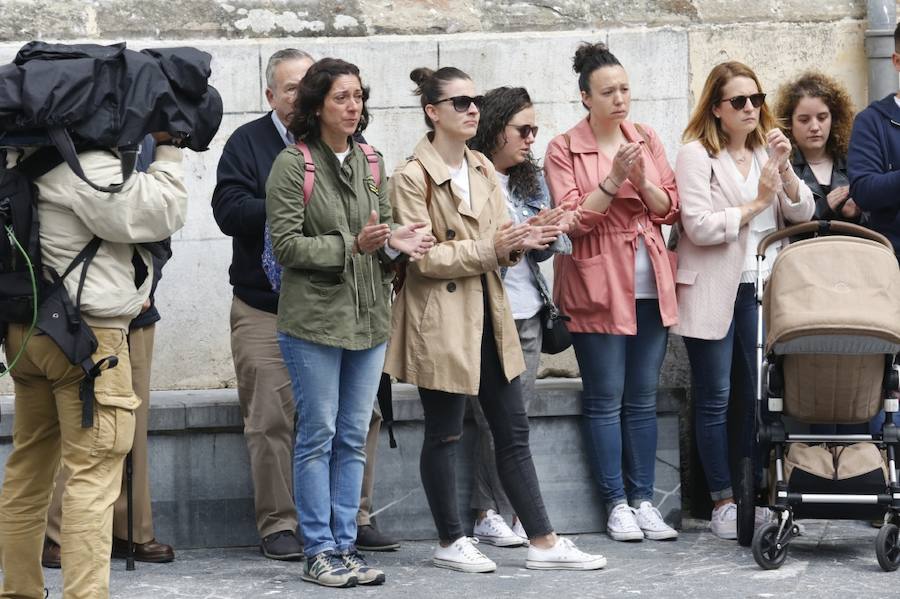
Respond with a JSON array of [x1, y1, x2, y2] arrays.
[[673, 61, 813, 540], [544, 41, 680, 543]]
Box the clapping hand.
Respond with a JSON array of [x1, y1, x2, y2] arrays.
[[766, 128, 791, 168], [389, 222, 435, 261], [355, 210, 391, 254]]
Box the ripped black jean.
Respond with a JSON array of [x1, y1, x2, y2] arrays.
[[417, 297, 553, 543]]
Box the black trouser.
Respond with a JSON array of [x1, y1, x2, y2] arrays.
[[417, 292, 553, 543]]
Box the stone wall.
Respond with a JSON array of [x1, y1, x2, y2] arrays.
[[0, 4, 889, 392], [0, 1, 871, 40]]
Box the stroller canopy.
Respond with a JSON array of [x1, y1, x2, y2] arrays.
[[764, 235, 900, 355]]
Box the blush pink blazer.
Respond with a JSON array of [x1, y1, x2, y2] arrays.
[[671, 140, 815, 340], [544, 118, 680, 335]]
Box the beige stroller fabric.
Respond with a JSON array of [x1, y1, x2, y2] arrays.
[[764, 237, 900, 351], [763, 236, 900, 423]]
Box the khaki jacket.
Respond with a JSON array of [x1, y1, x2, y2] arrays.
[[33, 146, 187, 330], [265, 139, 393, 350], [383, 135, 525, 395]]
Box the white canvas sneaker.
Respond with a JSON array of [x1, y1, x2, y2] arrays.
[[606, 503, 644, 542], [511, 517, 529, 545], [710, 503, 738, 540], [433, 537, 497, 573], [525, 536, 607, 570], [473, 510, 526, 547], [634, 501, 678, 540]]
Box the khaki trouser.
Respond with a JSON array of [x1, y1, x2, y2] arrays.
[[0, 324, 139, 599], [230, 297, 382, 537], [46, 324, 156, 545]]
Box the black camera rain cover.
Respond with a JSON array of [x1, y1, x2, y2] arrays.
[[0, 41, 222, 151]]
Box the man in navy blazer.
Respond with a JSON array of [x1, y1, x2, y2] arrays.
[[212, 49, 399, 559], [849, 22, 900, 259]]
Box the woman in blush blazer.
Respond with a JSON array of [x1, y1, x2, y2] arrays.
[[544, 42, 679, 543], [673, 61, 814, 541]]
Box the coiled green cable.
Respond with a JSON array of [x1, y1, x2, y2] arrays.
[[1, 223, 38, 377]]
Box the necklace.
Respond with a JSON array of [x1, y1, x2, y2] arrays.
[[807, 157, 831, 166], [729, 149, 750, 164]]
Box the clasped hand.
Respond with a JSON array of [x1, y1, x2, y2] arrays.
[[355, 210, 435, 260]]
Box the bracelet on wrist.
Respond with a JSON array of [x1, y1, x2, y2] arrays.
[[598, 179, 616, 197]]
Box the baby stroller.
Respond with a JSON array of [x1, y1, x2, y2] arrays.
[[735, 221, 900, 571]]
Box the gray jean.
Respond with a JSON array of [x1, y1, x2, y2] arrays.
[[469, 313, 542, 513]]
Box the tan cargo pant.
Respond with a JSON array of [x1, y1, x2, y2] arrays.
[[230, 297, 382, 537], [45, 323, 156, 545], [0, 324, 139, 599]]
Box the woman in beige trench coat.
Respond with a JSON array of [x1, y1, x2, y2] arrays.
[[384, 65, 606, 575]]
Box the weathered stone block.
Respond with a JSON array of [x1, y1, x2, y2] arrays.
[[688, 21, 869, 112]]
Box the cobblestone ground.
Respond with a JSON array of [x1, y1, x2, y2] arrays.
[[32, 520, 900, 598]]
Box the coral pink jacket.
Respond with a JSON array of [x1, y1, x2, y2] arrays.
[[544, 118, 680, 335]]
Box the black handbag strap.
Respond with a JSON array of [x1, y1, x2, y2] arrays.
[[47, 127, 139, 194]]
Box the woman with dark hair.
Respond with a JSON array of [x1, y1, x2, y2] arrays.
[[543, 42, 680, 543], [674, 61, 813, 539], [465, 86, 574, 546], [385, 66, 605, 574], [774, 71, 863, 224], [266, 58, 434, 588]]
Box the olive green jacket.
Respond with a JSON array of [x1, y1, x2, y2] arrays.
[[265, 138, 394, 350]]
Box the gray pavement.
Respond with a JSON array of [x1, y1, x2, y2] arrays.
[[33, 520, 900, 598]]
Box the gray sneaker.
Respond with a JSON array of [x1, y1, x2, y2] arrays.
[[302, 551, 358, 588], [342, 551, 386, 585]]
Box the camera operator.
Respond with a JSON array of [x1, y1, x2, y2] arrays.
[[0, 131, 188, 599]]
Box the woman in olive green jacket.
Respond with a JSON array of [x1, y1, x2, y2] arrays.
[[265, 58, 433, 589], [385, 65, 606, 576]]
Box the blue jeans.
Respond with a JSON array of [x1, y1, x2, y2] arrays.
[[572, 299, 669, 510], [277, 333, 386, 557], [683, 282, 757, 502]]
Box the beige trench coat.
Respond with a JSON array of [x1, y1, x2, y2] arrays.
[[383, 135, 526, 395]]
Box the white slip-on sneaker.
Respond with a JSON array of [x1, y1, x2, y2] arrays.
[[511, 517, 529, 545], [710, 503, 738, 540], [433, 537, 497, 573], [606, 503, 644, 542], [754, 506, 773, 529], [634, 501, 678, 540], [526, 536, 607, 570], [473, 510, 526, 547]]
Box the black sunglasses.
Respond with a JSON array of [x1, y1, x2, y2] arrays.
[[719, 93, 766, 110], [506, 124, 539, 139], [433, 95, 484, 112]]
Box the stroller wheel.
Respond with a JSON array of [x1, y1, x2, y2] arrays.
[[736, 457, 756, 547], [876, 523, 900, 572], [752, 522, 788, 570]]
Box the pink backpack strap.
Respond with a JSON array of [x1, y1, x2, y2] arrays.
[[294, 141, 316, 205], [357, 142, 382, 187]]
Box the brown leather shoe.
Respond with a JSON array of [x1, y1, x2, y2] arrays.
[[111, 537, 175, 563], [42, 538, 61, 569]]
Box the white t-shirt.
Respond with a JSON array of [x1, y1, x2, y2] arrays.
[[334, 148, 351, 164], [634, 234, 658, 299], [723, 153, 777, 282], [496, 173, 544, 320], [448, 159, 472, 211]]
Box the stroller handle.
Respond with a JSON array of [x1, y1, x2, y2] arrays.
[[756, 220, 892, 257]]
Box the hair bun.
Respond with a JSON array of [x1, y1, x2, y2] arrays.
[[573, 42, 611, 74], [410, 67, 435, 90]]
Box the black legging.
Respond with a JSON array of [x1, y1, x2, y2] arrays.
[[417, 290, 553, 542]]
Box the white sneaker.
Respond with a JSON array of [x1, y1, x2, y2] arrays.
[[606, 503, 644, 542], [433, 537, 496, 573], [754, 506, 773, 528], [634, 501, 678, 540], [710, 503, 737, 540], [511, 517, 529, 545], [473, 510, 526, 547], [526, 536, 606, 570]]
